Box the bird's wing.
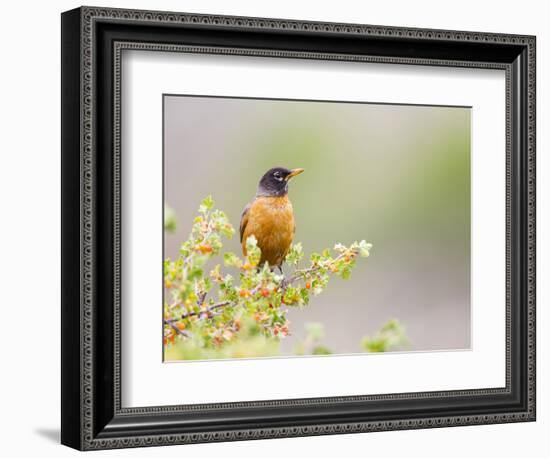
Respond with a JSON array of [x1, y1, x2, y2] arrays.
[[239, 202, 251, 244]]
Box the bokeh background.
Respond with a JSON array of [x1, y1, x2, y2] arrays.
[[164, 95, 471, 354]]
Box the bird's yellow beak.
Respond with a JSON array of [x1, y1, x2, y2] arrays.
[[285, 168, 305, 181]]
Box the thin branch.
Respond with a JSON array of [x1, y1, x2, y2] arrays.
[[181, 220, 214, 278], [197, 291, 207, 306], [207, 300, 233, 312], [284, 252, 349, 289], [166, 283, 264, 327], [193, 285, 263, 319], [169, 300, 233, 321], [164, 319, 191, 338], [250, 285, 262, 296]]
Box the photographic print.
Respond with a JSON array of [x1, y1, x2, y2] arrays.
[[163, 95, 471, 362]]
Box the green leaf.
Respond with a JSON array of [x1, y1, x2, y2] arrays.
[[220, 222, 235, 239], [199, 195, 214, 213], [164, 204, 177, 233], [358, 240, 373, 258], [286, 242, 304, 265], [245, 235, 261, 266], [203, 277, 212, 292], [312, 345, 332, 355], [310, 252, 321, 263], [339, 266, 352, 280], [304, 322, 325, 342], [223, 252, 242, 268], [283, 286, 300, 305], [361, 319, 408, 353]]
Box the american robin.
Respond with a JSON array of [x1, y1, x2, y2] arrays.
[[240, 167, 304, 271]]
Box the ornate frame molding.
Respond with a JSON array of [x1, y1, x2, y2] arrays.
[[61, 6, 536, 450]]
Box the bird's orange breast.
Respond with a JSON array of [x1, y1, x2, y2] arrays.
[[242, 195, 295, 267]]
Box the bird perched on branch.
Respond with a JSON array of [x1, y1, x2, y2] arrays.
[[240, 167, 304, 271]]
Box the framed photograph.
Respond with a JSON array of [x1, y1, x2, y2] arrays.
[[61, 6, 536, 450]]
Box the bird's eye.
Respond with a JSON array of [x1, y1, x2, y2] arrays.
[[273, 171, 283, 181]]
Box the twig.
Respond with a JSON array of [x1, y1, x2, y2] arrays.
[[174, 300, 233, 320], [283, 252, 350, 290], [192, 285, 262, 319], [164, 319, 191, 338], [197, 291, 207, 306], [285, 253, 344, 289], [182, 220, 214, 278]]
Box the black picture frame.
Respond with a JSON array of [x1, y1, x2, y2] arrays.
[[61, 6, 536, 450]]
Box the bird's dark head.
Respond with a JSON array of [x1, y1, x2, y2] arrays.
[[256, 167, 304, 197]]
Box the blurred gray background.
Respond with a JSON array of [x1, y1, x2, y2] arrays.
[[164, 95, 471, 354]]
